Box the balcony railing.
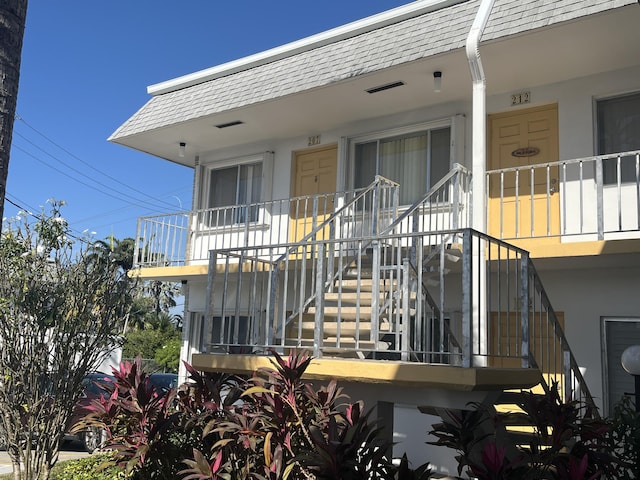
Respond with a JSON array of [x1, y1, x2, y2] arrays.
[[487, 150, 640, 242], [201, 228, 594, 409], [133, 180, 398, 268]]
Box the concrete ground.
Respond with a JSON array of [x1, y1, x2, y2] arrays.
[[0, 439, 89, 475]]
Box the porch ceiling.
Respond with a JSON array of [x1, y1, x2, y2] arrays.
[[113, 5, 640, 167], [191, 353, 542, 390]]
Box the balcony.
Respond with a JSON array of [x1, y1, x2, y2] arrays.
[[486, 150, 640, 256], [134, 151, 640, 271], [131, 152, 640, 410]]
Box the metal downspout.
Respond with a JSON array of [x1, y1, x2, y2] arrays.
[[466, 0, 495, 233], [465, 0, 495, 367]]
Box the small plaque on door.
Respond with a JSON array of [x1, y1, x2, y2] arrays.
[[512, 146, 540, 157]]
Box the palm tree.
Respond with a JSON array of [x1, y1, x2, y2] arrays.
[[0, 1, 29, 234], [87, 236, 136, 272]]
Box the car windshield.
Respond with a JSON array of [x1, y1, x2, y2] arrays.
[[82, 374, 114, 398], [149, 373, 178, 393]]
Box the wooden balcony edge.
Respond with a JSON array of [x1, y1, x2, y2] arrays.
[[191, 353, 541, 391]]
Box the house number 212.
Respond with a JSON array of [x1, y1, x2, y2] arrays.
[[511, 91, 531, 106]]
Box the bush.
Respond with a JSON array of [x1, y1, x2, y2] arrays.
[[429, 384, 618, 479], [75, 352, 409, 480], [154, 337, 181, 372], [50, 452, 128, 480], [606, 395, 640, 479]]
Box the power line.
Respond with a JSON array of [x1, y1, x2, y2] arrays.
[[15, 115, 182, 210], [11, 143, 170, 215], [4, 194, 87, 243], [73, 186, 191, 224], [12, 136, 173, 213]]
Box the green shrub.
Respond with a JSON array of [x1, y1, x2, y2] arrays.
[[50, 452, 128, 480], [607, 395, 640, 479]]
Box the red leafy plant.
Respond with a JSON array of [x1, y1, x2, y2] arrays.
[[75, 351, 420, 480], [180, 349, 402, 480], [429, 383, 619, 479], [73, 356, 239, 479]]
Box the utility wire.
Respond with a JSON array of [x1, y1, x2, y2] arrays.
[[12, 136, 172, 213], [11, 143, 170, 215], [73, 186, 191, 224], [4, 194, 87, 243], [15, 115, 182, 210]]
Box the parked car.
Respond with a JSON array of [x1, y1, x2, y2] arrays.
[[67, 373, 114, 453], [148, 372, 178, 395]]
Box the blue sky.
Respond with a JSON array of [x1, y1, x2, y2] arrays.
[[6, 1, 409, 242]]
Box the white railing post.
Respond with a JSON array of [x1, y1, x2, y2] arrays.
[[401, 258, 410, 361], [595, 157, 605, 240], [461, 229, 473, 368], [204, 251, 217, 353], [314, 243, 325, 358], [371, 241, 381, 344]]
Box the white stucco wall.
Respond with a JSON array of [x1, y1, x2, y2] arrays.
[[535, 263, 640, 413], [181, 63, 640, 466]]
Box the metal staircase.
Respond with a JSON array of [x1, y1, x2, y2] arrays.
[[204, 163, 597, 414]]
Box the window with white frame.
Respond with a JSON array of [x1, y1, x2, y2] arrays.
[[596, 92, 640, 184], [602, 317, 640, 415], [351, 121, 453, 205], [204, 161, 263, 226]]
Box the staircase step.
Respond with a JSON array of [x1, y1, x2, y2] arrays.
[[306, 306, 416, 319], [285, 338, 389, 357], [337, 278, 400, 292], [292, 320, 391, 337], [307, 306, 373, 319], [324, 292, 385, 304]]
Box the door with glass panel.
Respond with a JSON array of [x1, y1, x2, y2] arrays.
[[353, 126, 451, 240], [354, 127, 451, 206]]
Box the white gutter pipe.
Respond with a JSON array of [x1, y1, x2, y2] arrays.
[[466, 0, 496, 232], [465, 0, 495, 367]]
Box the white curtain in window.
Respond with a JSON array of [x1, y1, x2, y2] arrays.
[[380, 133, 427, 205]]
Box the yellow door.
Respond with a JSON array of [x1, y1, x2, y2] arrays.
[[490, 311, 564, 372], [490, 311, 566, 396], [488, 105, 560, 242], [290, 145, 338, 243]]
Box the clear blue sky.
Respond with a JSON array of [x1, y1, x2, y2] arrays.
[[6, 1, 410, 242]]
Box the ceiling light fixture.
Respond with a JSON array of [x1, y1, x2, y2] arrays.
[[433, 71, 442, 93], [178, 142, 186, 158]]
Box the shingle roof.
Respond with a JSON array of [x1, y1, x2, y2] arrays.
[[110, 0, 635, 141]]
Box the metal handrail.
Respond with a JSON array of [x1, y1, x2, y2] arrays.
[[381, 163, 471, 235], [487, 149, 640, 241]]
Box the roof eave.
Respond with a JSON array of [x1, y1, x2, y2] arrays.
[[146, 0, 468, 96]]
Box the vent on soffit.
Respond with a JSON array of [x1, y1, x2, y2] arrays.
[[215, 120, 244, 129], [366, 81, 405, 94]]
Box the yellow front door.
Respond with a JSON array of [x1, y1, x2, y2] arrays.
[[490, 311, 566, 397], [290, 145, 338, 243], [488, 104, 560, 242]]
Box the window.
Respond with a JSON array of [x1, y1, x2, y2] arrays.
[[596, 92, 640, 184], [352, 125, 451, 205], [205, 162, 262, 225], [602, 318, 640, 415]]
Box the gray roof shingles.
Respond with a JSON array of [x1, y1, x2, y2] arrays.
[[110, 0, 635, 140]]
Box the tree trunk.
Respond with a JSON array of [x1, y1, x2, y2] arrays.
[[0, 0, 29, 234]]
